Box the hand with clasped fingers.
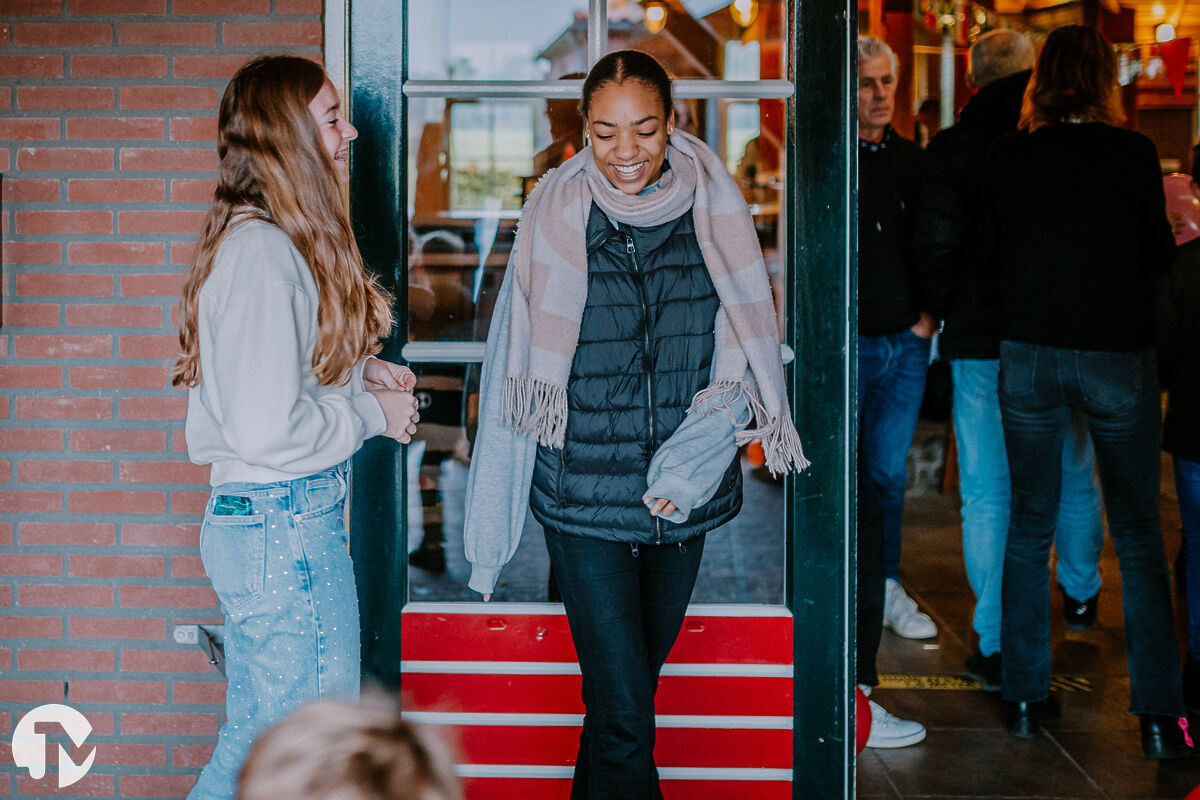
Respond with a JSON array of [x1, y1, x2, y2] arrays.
[[364, 358, 420, 444]]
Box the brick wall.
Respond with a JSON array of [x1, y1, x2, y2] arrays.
[[1, 2, 322, 795]]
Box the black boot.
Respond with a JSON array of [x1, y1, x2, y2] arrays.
[[1007, 694, 1060, 739], [1140, 714, 1195, 759]]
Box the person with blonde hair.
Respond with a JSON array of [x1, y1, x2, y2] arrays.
[[237, 695, 461, 800], [984, 26, 1190, 757], [174, 55, 421, 798]]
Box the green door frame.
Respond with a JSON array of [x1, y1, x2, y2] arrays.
[[346, 1, 859, 794]]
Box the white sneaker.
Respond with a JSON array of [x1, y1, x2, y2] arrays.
[[866, 699, 927, 748], [883, 578, 938, 639]]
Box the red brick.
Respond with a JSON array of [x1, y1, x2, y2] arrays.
[[1, 179, 59, 203], [118, 210, 205, 234], [17, 273, 112, 297], [0, 55, 60, 79], [3, 304, 60, 326], [176, 0, 268, 10], [3, 0, 63, 14], [173, 54, 251, 79], [277, 0, 322, 11], [18, 459, 111, 482], [70, 429, 164, 451], [122, 86, 217, 110], [119, 397, 187, 420], [122, 775, 199, 797], [0, 428, 64, 450], [94, 743, 165, 766], [0, 681, 63, 703], [14, 335, 112, 358], [69, 491, 165, 515], [70, 53, 166, 78], [172, 240, 196, 265], [18, 648, 113, 671], [223, 21, 320, 46], [120, 586, 215, 608], [68, 241, 163, 265], [121, 648, 219, 673], [170, 555, 205, 578], [0, 118, 59, 140], [0, 524, 11, 547], [70, 555, 163, 578], [172, 743, 215, 767], [121, 523, 198, 547], [18, 774, 113, 796], [169, 178, 216, 203], [16, 397, 110, 420], [119, 21, 215, 46], [69, 616, 164, 639], [0, 89, 8, 113], [172, 491, 208, 514], [19, 584, 113, 607], [121, 272, 183, 297], [0, 461, 9, 481], [0, 588, 10, 606], [3, 241, 61, 265], [0, 365, 60, 387], [17, 147, 112, 171], [66, 304, 161, 328], [168, 118, 217, 143], [122, 711, 217, 737], [66, 117, 163, 140], [17, 86, 114, 110], [70, 365, 166, 389], [15, 211, 111, 235], [0, 492, 62, 514], [70, 680, 166, 704], [0, 554, 62, 575], [19, 522, 115, 546], [14, 22, 112, 46], [117, 336, 178, 360], [71, 0, 165, 13], [0, 617, 62, 638], [68, 178, 163, 203], [120, 461, 207, 484], [120, 148, 217, 172], [172, 682, 226, 704]]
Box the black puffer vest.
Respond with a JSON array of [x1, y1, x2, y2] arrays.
[[529, 202, 743, 543]]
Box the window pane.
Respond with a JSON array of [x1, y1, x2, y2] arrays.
[[408, 0, 590, 81]]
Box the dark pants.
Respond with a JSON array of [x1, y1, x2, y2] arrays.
[[545, 529, 706, 800], [998, 342, 1183, 715]]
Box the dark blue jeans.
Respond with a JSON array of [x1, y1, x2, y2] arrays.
[[858, 331, 932, 580], [1175, 456, 1200, 659], [998, 342, 1183, 716], [545, 529, 705, 800]]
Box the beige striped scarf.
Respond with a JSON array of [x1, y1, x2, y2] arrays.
[[502, 130, 808, 476]]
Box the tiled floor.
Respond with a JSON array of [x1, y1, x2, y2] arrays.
[[863, 426, 1200, 798]]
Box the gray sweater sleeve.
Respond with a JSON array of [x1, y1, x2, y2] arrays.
[[643, 385, 749, 523], [463, 271, 537, 595]]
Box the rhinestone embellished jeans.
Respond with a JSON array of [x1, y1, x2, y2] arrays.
[[186, 461, 360, 800]]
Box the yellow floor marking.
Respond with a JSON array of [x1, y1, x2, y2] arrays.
[[876, 674, 1094, 692]]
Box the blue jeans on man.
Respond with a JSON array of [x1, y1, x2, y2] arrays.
[[998, 342, 1183, 715], [951, 358, 1103, 658], [858, 330, 932, 581], [1175, 457, 1200, 660]]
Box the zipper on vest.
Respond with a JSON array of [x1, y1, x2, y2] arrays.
[[627, 233, 663, 545]]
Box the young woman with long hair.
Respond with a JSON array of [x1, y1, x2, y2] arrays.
[[984, 26, 1192, 757], [173, 55, 420, 798], [464, 50, 808, 797]]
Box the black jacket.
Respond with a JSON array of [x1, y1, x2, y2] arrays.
[[984, 122, 1175, 351], [529, 203, 742, 543], [1157, 236, 1200, 461], [914, 70, 1030, 360], [858, 126, 926, 336]]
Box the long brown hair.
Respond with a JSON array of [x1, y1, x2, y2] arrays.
[[172, 55, 392, 388], [1019, 25, 1125, 132]]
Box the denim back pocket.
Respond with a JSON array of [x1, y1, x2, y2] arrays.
[[998, 342, 1039, 401], [1077, 350, 1146, 415], [199, 513, 267, 617]]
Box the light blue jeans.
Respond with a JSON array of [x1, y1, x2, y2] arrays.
[[952, 359, 1103, 657], [186, 462, 360, 800]]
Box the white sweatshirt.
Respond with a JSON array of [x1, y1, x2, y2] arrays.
[[185, 219, 386, 487]]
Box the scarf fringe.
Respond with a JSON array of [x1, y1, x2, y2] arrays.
[[503, 376, 568, 448], [690, 380, 811, 476]]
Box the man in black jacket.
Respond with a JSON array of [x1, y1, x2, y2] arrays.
[[913, 30, 1105, 692]]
